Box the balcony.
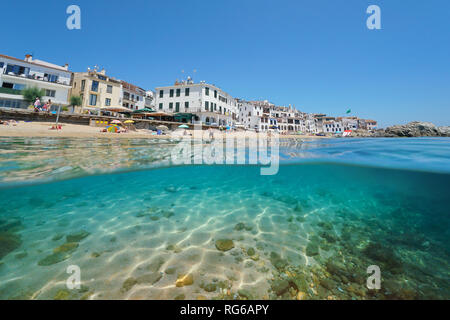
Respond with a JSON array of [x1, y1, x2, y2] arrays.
[[2, 70, 71, 86], [0, 87, 22, 95]]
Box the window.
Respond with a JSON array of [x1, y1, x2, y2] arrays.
[[81, 80, 85, 90], [98, 75, 107, 81], [91, 81, 99, 92], [2, 82, 13, 89], [105, 98, 111, 106], [169, 102, 173, 109], [159, 90, 163, 98], [44, 73, 58, 82], [107, 85, 113, 93], [175, 102, 180, 112], [89, 94, 97, 106], [185, 88, 189, 96], [205, 101, 209, 111], [45, 89, 56, 97], [176, 89, 180, 97], [214, 90, 217, 98], [214, 103, 217, 111], [170, 89, 174, 97], [205, 87, 209, 96], [0, 62, 4, 68], [159, 103, 163, 110], [185, 101, 189, 109]]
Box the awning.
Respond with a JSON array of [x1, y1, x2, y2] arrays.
[[100, 106, 132, 113]]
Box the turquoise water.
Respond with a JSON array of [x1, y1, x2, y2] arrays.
[[0, 137, 449, 300]]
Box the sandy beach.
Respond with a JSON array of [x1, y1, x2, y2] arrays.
[[0, 121, 325, 140]]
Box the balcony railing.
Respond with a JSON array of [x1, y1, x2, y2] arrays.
[[2, 70, 71, 86], [0, 87, 22, 95]]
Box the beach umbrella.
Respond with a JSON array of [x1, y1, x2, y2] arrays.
[[124, 120, 134, 124], [106, 125, 118, 133], [178, 124, 189, 128], [110, 120, 121, 124], [156, 125, 169, 131]]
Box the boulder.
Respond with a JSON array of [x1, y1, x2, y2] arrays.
[[385, 121, 441, 137]]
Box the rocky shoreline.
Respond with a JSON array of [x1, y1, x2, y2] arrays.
[[352, 121, 450, 138]]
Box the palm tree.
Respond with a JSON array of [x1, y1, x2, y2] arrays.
[[21, 87, 46, 105], [70, 95, 82, 113]]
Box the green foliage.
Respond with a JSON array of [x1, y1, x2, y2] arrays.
[[21, 87, 46, 103], [70, 95, 82, 107]]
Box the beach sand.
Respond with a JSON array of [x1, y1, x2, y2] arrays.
[[0, 121, 325, 140]]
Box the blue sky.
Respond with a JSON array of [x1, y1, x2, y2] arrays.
[[2, 0, 449, 127]]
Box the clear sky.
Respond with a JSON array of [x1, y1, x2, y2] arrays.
[[2, 0, 449, 127]]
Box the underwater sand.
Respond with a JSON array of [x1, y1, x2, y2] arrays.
[[0, 137, 449, 300]]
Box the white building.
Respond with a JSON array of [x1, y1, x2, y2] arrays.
[[237, 99, 263, 131], [323, 119, 343, 134], [0, 54, 72, 110], [154, 79, 238, 126], [145, 90, 155, 109], [121, 80, 146, 111]]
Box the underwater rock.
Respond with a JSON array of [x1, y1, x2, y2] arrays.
[[175, 274, 194, 287], [174, 294, 185, 300], [52, 233, 64, 241], [320, 278, 336, 290], [271, 279, 290, 295], [165, 266, 177, 275], [38, 252, 70, 266], [238, 289, 254, 300], [91, 252, 101, 258], [269, 252, 288, 271], [197, 295, 207, 300], [0, 232, 22, 259], [291, 276, 308, 292], [15, 251, 28, 259], [234, 223, 245, 231], [0, 219, 22, 232], [161, 210, 175, 218], [319, 231, 338, 243], [297, 291, 306, 300], [66, 230, 90, 243], [247, 247, 256, 256], [202, 283, 217, 292], [53, 242, 79, 254], [362, 242, 402, 271], [293, 203, 303, 213], [121, 277, 138, 292], [54, 289, 70, 300], [149, 215, 160, 221], [215, 239, 235, 251], [136, 272, 162, 285], [305, 243, 319, 257], [317, 221, 333, 230]]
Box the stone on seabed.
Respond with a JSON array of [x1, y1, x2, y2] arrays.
[[215, 239, 235, 251]]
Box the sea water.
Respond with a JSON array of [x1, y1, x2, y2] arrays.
[[0, 137, 449, 300]]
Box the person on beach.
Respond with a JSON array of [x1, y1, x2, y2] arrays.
[[42, 102, 48, 112], [46, 99, 52, 113], [209, 128, 214, 140], [34, 97, 41, 112]]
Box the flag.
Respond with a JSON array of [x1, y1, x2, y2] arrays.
[[346, 109, 351, 114]]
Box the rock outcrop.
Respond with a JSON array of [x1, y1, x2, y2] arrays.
[[384, 122, 442, 137], [352, 122, 450, 138]]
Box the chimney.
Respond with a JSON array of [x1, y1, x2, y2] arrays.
[[25, 54, 33, 62], [63, 63, 69, 70], [100, 68, 106, 75]]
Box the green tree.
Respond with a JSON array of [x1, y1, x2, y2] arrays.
[[69, 95, 82, 108], [21, 87, 46, 104]]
